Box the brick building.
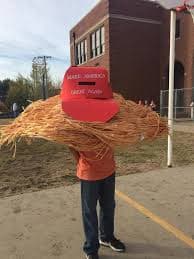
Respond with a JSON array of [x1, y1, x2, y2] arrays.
[[69, 0, 194, 106]]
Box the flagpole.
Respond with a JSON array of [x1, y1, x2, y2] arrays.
[[167, 10, 176, 167]]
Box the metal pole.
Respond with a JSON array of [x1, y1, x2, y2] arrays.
[[175, 89, 177, 120], [167, 10, 176, 167], [160, 90, 163, 116]]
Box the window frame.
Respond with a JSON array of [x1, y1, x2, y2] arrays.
[[76, 39, 87, 65], [90, 26, 105, 59]]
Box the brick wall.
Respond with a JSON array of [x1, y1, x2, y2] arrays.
[[109, 0, 162, 20], [108, 0, 163, 104], [160, 10, 194, 89], [70, 0, 109, 67], [69, 0, 194, 105]]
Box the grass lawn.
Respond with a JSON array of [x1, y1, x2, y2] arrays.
[[0, 119, 194, 198]]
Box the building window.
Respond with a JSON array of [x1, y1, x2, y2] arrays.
[[90, 26, 105, 58], [76, 39, 87, 65], [176, 19, 181, 39]]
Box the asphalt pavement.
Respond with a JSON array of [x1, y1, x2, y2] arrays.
[[0, 165, 194, 259]]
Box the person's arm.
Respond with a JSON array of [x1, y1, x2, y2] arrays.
[[69, 147, 80, 163]]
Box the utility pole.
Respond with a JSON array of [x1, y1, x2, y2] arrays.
[[32, 56, 52, 100]]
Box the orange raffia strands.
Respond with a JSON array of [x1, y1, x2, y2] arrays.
[[0, 94, 168, 157]]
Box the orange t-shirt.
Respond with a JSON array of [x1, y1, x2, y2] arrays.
[[77, 148, 115, 181]]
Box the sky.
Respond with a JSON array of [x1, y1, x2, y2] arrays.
[[0, 0, 99, 81]]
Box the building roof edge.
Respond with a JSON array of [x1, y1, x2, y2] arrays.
[[70, 0, 104, 32]]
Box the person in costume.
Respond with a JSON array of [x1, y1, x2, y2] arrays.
[[61, 66, 125, 259]]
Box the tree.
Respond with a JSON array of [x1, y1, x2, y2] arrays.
[[5, 75, 32, 111], [3, 66, 61, 113], [0, 79, 11, 102], [0, 101, 9, 113], [30, 64, 60, 100], [30, 63, 44, 100]]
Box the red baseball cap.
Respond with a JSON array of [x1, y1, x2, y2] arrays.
[[60, 66, 119, 122]]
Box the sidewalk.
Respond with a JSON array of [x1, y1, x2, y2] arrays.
[[0, 165, 194, 259]]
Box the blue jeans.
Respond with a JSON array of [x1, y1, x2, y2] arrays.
[[81, 173, 115, 255]]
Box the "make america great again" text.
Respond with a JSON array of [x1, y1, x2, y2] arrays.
[[67, 73, 106, 80]]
